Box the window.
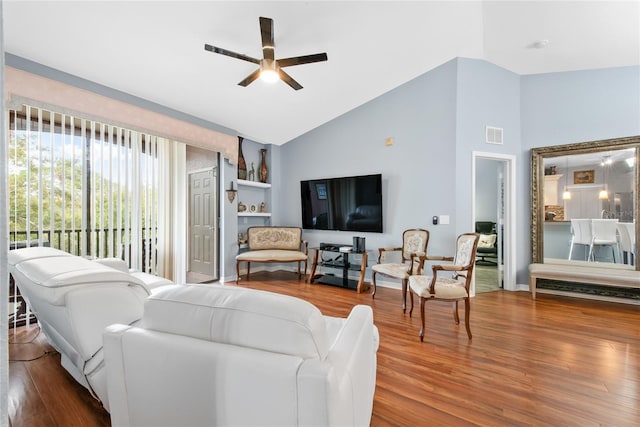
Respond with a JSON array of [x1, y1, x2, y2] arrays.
[[8, 104, 162, 273]]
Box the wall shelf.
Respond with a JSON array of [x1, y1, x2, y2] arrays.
[[238, 179, 271, 189], [238, 212, 271, 217]]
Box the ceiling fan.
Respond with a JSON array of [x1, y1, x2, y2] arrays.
[[204, 17, 328, 90]]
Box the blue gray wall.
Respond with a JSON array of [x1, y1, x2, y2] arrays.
[[521, 66, 640, 147], [280, 59, 459, 259], [279, 59, 639, 285]]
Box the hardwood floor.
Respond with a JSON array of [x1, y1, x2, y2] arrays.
[[8, 270, 640, 426]]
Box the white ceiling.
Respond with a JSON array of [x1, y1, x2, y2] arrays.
[[4, 1, 640, 145]]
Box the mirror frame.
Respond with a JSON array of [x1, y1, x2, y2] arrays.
[[530, 135, 640, 269]]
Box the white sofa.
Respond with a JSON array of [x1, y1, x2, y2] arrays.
[[104, 284, 379, 426], [8, 247, 173, 411]]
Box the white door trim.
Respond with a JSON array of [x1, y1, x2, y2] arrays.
[[472, 151, 517, 292]]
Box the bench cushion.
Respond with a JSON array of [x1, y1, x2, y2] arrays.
[[236, 249, 307, 262], [529, 263, 640, 287]]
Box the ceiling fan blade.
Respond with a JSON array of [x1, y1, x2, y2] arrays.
[[238, 69, 261, 87], [204, 44, 260, 64], [277, 53, 328, 68], [259, 17, 275, 61], [278, 69, 303, 90]]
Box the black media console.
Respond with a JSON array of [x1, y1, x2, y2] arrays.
[[307, 243, 369, 293]]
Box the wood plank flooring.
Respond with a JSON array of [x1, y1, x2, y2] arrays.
[[8, 270, 640, 426]]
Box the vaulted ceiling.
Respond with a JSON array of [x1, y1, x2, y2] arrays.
[[4, 1, 639, 145]]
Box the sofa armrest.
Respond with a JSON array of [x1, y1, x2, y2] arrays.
[[296, 305, 377, 426], [326, 305, 378, 425], [103, 324, 133, 423]]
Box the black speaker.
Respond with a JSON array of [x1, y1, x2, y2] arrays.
[[352, 236, 366, 253]]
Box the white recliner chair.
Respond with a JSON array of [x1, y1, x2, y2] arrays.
[[8, 247, 173, 411], [104, 284, 379, 427]]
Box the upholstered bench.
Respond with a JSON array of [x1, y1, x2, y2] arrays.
[[236, 226, 308, 282], [529, 260, 640, 299]]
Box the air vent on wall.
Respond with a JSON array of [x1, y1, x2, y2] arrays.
[[486, 126, 504, 145]]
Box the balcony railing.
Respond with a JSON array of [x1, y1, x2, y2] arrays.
[[10, 228, 156, 259]]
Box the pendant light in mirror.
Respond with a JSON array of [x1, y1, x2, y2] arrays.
[[562, 156, 571, 200], [598, 156, 611, 200]]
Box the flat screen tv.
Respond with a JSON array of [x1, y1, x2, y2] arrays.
[[300, 174, 383, 233]]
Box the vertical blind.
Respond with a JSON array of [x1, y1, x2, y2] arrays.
[[8, 104, 162, 273]]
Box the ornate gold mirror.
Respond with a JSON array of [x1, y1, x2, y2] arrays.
[[531, 136, 639, 270]]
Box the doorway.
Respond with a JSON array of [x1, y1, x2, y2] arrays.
[[472, 152, 516, 294], [188, 168, 218, 282]]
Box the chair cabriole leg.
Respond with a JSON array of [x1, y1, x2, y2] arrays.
[[409, 290, 414, 317], [464, 297, 472, 339], [401, 278, 407, 313], [419, 297, 426, 342], [372, 272, 377, 299], [453, 301, 460, 324]]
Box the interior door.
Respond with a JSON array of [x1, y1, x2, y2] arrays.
[[189, 169, 217, 277], [472, 152, 516, 293]]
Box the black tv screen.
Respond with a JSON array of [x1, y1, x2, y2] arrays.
[[300, 174, 383, 233]]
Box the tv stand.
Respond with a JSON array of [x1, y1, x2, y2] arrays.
[[307, 245, 369, 293]]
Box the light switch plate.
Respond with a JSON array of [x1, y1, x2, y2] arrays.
[[439, 215, 450, 225]]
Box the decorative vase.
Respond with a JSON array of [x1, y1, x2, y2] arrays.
[[258, 148, 268, 183], [237, 137, 247, 180]]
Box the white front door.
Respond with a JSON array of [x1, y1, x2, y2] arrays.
[[189, 169, 217, 277]]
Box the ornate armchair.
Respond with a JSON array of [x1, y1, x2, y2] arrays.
[[408, 233, 480, 341], [371, 228, 429, 312]]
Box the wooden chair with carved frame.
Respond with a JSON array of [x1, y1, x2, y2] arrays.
[[408, 233, 480, 341], [371, 228, 429, 312]]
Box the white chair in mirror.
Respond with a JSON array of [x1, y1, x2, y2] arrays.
[[568, 219, 592, 261], [616, 222, 636, 265], [589, 219, 620, 263]]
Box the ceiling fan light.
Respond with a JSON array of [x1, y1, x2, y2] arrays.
[[260, 68, 279, 83]]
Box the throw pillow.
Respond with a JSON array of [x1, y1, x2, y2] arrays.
[[478, 234, 497, 249]]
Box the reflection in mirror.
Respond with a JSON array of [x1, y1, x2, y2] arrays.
[[531, 136, 639, 271]]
